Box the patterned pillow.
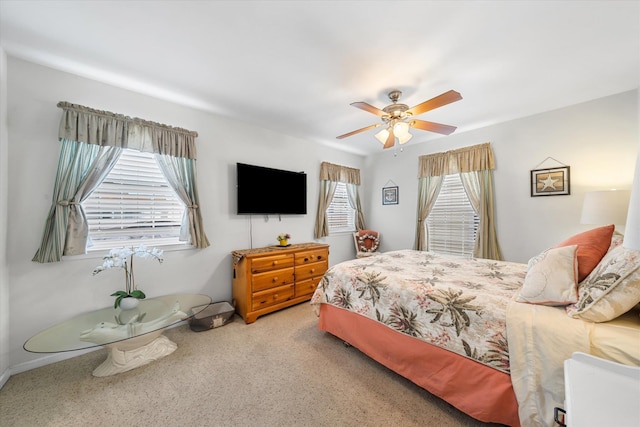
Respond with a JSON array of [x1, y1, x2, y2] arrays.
[[566, 245, 640, 322], [516, 245, 578, 306], [609, 231, 624, 252]]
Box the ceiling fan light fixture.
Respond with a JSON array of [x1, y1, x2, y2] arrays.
[[394, 121, 412, 144], [375, 128, 390, 144], [393, 121, 409, 135], [398, 131, 413, 145]]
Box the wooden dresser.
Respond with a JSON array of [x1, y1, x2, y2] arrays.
[[231, 243, 329, 323]]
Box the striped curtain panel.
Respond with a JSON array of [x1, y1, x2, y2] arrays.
[[32, 139, 121, 262], [154, 153, 210, 248], [413, 175, 444, 251]]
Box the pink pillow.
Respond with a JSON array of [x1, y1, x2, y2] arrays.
[[554, 224, 614, 282]]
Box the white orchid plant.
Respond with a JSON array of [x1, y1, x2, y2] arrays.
[[93, 245, 164, 309]]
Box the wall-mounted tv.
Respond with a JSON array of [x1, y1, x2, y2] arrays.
[[236, 163, 307, 215]]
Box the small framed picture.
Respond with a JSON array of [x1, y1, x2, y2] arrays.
[[531, 166, 570, 197], [382, 186, 399, 205]]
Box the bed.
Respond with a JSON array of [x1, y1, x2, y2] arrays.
[[310, 227, 640, 427]]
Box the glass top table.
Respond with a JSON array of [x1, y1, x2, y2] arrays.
[[24, 294, 212, 376]]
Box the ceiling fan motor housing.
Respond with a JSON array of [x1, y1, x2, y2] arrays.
[[382, 91, 411, 122]]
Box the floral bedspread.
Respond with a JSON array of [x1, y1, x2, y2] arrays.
[[310, 250, 527, 373]]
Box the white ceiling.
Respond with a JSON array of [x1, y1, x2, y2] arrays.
[[1, 1, 639, 156]]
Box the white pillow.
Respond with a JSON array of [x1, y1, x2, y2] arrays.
[[516, 245, 578, 306]]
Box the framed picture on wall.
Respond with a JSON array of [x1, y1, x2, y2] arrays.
[[531, 166, 570, 197], [382, 186, 399, 205]]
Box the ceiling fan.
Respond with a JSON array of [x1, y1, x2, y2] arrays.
[[337, 89, 462, 149]]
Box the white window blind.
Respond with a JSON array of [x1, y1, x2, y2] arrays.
[[82, 149, 185, 250], [426, 174, 479, 258], [327, 182, 356, 234]]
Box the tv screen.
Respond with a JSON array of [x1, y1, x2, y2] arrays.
[[237, 163, 307, 215]]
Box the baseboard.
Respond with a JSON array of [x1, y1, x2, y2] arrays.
[[10, 347, 98, 376], [1, 319, 189, 390], [0, 348, 97, 391], [0, 367, 10, 390]]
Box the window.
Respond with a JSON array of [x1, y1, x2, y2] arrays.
[[82, 149, 185, 250], [426, 174, 479, 258], [326, 182, 356, 234]]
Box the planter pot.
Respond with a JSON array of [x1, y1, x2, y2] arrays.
[[119, 297, 140, 310], [279, 239, 289, 246]]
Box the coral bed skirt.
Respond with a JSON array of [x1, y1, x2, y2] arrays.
[[317, 303, 520, 427]]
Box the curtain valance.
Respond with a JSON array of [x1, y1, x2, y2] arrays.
[[57, 102, 199, 159], [319, 161, 361, 185], [418, 142, 495, 177]]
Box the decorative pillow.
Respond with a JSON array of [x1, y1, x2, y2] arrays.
[[566, 245, 640, 322], [554, 224, 615, 282], [516, 245, 578, 305], [357, 230, 379, 252], [609, 231, 624, 252]]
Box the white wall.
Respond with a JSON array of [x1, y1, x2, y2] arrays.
[[4, 57, 365, 372], [0, 47, 10, 388], [364, 90, 638, 263]]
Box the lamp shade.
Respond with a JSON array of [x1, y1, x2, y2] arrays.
[[580, 190, 630, 226]]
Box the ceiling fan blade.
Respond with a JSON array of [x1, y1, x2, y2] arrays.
[[407, 90, 462, 116], [383, 127, 395, 149], [351, 101, 387, 117], [410, 119, 457, 135], [336, 123, 381, 139]]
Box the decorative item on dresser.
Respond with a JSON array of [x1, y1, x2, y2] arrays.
[[232, 243, 329, 323], [277, 233, 291, 247]]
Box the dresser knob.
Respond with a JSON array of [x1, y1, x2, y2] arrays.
[[273, 261, 278, 266], [272, 277, 278, 282], [310, 268, 315, 273]]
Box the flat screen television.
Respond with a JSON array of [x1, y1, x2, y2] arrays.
[[236, 163, 307, 215]]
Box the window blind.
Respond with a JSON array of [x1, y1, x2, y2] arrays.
[[327, 182, 356, 234], [426, 174, 479, 258], [82, 149, 185, 249]]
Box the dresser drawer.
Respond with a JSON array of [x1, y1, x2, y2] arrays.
[[251, 254, 294, 274], [252, 284, 295, 311], [295, 276, 322, 298], [295, 249, 328, 265], [252, 267, 294, 292], [295, 260, 328, 282]]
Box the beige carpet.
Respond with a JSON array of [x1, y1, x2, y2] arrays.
[[0, 303, 502, 427]]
